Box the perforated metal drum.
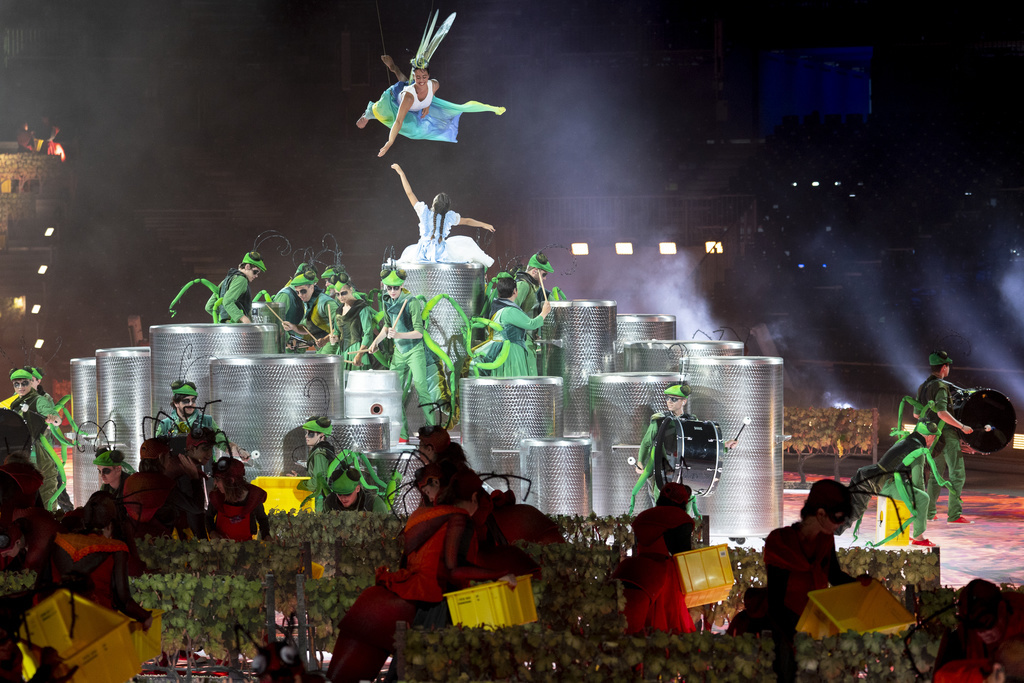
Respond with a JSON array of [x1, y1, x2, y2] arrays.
[[684, 356, 784, 538], [397, 262, 485, 370], [460, 377, 563, 496], [623, 340, 744, 373], [538, 300, 617, 435], [951, 387, 1017, 454], [345, 370, 403, 447], [519, 437, 592, 515], [331, 417, 390, 453], [588, 372, 684, 516], [70, 357, 98, 439], [210, 354, 345, 477], [251, 301, 287, 348], [150, 323, 281, 417], [615, 315, 676, 371], [96, 347, 151, 471]]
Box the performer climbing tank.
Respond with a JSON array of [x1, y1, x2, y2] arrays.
[[397, 261, 485, 369]]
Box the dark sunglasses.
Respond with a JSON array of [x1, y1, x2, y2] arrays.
[[12, 380, 30, 388], [178, 397, 197, 405], [304, 430, 320, 438], [98, 467, 113, 475]]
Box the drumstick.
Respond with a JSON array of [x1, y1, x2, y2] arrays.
[[733, 416, 751, 442]]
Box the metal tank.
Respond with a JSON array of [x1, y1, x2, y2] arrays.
[[251, 301, 287, 349], [519, 437, 592, 515], [209, 354, 345, 477], [623, 340, 745, 373], [345, 370, 403, 447], [589, 372, 684, 517], [70, 357, 98, 507], [684, 356, 784, 539], [149, 323, 281, 417], [96, 347, 151, 471], [538, 300, 617, 435], [615, 315, 676, 371], [331, 417, 390, 453], [460, 377, 563, 496], [397, 262, 485, 369]]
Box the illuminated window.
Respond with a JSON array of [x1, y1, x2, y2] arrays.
[[31, 304, 41, 314], [615, 242, 633, 255], [44, 227, 54, 237], [1014, 434, 1024, 450], [37, 265, 48, 274], [571, 242, 589, 256], [34, 339, 44, 349], [12, 296, 26, 313], [659, 242, 677, 255], [705, 241, 723, 254]]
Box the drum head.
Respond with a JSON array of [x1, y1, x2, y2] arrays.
[[0, 408, 32, 459], [958, 389, 1016, 454]]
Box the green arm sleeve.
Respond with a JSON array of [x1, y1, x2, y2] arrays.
[[272, 291, 296, 321], [359, 307, 375, 348], [499, 306, 546, 331], [407, 296, 425, 335], [637, 419, 658, 470], [35, 394, 57, 417], [514, 280, 529, 307], [205, 292, 218, 316], [221, 275, 248, 322]]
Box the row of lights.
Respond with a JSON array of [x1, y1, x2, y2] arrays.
[[569, 241, 724, 256], [26, 229, 54, 349]]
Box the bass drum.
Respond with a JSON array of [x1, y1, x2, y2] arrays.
[[0, 408, 32, 459], [653, 418, 723, 496], [951, 387, 1017, 454]]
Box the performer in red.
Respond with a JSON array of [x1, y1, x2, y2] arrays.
[[0, 507, 60, 572], [612, 483, 697, 634], [207, 457, 270, 540], [326, 469, 516, 683], [43, 491, 152, 628], [934, 579, 1024, 682]]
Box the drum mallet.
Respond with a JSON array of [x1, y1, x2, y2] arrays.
[[733, 416, 752, 442]]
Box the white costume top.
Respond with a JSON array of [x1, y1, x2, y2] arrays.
[[400, 81, 434, 112], [397, 200, 494, 268]]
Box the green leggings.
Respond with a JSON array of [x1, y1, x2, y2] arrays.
[[926, 432, 966, 520], [391, 344, 440, 439]]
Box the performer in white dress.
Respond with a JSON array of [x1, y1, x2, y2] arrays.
[[391, 164, 496, 268]]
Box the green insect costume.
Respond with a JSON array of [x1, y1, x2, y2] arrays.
[[321, 286, 376, 366], [205, 251, 266, 323], [918, 351, 967, 521], [380, 270, 440, 439], [325, 466, 388, 513], [155, 381, 231, 452], [475, 300, 547, 376], [630, 384, 700, 515], [295, 417, 337, 513], [9, 368, 69, 511]]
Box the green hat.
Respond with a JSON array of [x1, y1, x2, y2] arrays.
[[381, 269, 406, 287], [528, 253, 554, 273], [303, 416, 333, 436], [322, 266, 345, 280], [664, 383, 692, 398], [329, 467, 360, 496], [294, 262, 309, 275], [290, 269, 318, 288], [93, 448, 125, 467], [929, 351, 953, 366], [493, 271, 514, 281], [170, 380, 198, 398], [9, 369, 33, 381], [243, 251, 267, 272], [30, 367, 43, 381]]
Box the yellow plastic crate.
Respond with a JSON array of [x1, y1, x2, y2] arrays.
[[674, 544, 735, 607], [445, 576, 537, 629], [131, 609, 164, 664], [20, 589, 141, 683], [876, 497, 912, 545], [796, 579, 915, 639], [252, 476, 314, 513]]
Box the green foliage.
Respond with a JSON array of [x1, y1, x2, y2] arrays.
[[785, 407, 876, 455], [0, 570, 36, 596], [401, 627, 775, 682], [836, 547, 941, 593], [794, 630, 939, 682], [131, 573, 265, 659]]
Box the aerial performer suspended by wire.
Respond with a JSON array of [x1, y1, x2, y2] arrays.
[[357, 11, 506, 158]]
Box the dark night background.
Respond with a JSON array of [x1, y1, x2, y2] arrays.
[[2, 0, 1023, 444]]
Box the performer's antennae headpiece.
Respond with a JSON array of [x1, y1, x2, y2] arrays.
[[411, 11, 456, 71]]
